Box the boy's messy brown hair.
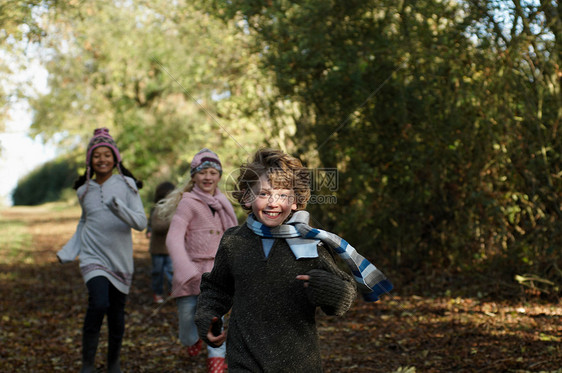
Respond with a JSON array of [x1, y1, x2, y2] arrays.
[[233, 148, 311, 211]]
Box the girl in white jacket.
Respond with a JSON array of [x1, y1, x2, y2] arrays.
[[58, 128, 146, 373]]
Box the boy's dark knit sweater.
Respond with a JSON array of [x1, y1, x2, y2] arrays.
[[195, 224, 357, 372]]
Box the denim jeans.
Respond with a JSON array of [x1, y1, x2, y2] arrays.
[[151, 254, 173, 295], [177, 295, 226, 358]]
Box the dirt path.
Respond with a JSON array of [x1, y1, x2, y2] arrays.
[[1, 204, 561, 372]]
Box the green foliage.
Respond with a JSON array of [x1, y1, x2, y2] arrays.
[[3, 0, 562, 296], [0, 1, 61, 42], [214, 0, 493, 264], [0, 0, 74, 131], [23, 0, 288, 206], [213, 0, 562, 291], [12, 157, 77, 206]]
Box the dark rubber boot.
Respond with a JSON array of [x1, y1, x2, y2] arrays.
[[107, 334, 123, 373], [80, 331, 99, 373]]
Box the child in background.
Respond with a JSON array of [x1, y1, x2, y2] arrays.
[[146, 181, 175, 304], [57, 128, 147, 373], [195, 148, 393, 372], [158, 148, 237, 373]]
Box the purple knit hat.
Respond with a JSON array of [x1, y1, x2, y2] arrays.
[[86, 127, 121, 166], [190, 148, 222, 176], [79, 128, 134, 201]]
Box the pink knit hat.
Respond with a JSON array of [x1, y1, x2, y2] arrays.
[[190, 148, 222, 176], [86, 127, 121, 166], [79, 128, 134, 201]]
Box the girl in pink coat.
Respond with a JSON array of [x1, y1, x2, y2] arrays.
[[159, 148, 237, 373]]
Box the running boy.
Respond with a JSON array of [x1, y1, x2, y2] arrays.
[[195, 148, 392, 372]]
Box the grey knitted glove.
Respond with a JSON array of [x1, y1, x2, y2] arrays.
[[305, 269, 356, 316]]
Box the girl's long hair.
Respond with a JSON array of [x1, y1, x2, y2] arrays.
[[73, 162, 143, 190]]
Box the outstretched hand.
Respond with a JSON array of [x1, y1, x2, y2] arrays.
[[206, 317, 227, 346]]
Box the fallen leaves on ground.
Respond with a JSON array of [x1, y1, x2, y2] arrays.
[[0, 205, 560, 372]]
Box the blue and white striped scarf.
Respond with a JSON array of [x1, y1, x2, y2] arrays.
[[246, 211, 393, 302]]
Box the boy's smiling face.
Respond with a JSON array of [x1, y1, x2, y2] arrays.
[[246, 174, 297, 227]]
